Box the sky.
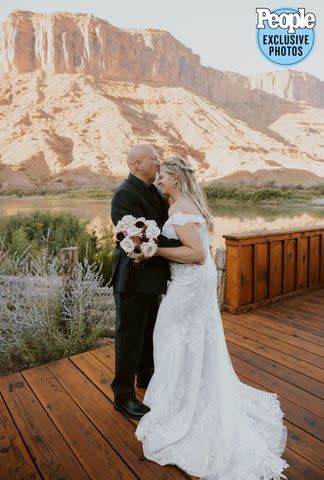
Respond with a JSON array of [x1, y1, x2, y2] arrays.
[[0, 0, 323, 80]]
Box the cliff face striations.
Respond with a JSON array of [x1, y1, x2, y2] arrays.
[[249, 70, 324, 108], [0, 10, 323, 191], [2, 10, 323, 107]]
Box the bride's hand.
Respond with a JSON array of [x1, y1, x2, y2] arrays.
[[196, 257, 206, 265]]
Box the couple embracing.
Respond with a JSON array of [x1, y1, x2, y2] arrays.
[[109, 144, 288, 480]]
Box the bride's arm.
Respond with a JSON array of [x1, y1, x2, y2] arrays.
[[156, 223, 206, 264]]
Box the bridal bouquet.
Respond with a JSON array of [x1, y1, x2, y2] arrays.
[[114, 215, 160, 263]]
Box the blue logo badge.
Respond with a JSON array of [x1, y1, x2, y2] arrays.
[[256, 7, 316, 66]]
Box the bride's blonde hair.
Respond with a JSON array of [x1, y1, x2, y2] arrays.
[[161, 156, 214, 233]]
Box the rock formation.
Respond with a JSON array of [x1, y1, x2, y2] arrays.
[[0, 10, 323, 191], [249, 70, 324, 108], [1, 10, 323, 107]]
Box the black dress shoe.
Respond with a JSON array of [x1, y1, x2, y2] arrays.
[[114, 397, 150, 420]]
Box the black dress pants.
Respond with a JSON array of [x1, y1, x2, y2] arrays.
[[111, 290, 160, 401]]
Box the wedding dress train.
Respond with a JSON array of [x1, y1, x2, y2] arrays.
[[135, 212, 288, 480]]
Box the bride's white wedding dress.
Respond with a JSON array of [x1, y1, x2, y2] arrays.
[[135, 212, 288, 480]]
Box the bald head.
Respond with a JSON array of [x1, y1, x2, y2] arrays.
[[127, 144, 156, 168], [127, 143, 160, 184]]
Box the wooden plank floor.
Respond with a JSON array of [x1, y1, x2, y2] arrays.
[[1, 289, 323, 480]]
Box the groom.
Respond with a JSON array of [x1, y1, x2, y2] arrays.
[[109, 143, 181, 419]]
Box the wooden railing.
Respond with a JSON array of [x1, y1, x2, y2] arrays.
[[223, 225, 324, 314]]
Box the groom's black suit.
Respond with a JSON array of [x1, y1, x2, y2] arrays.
[[109, 173, 181, 401]]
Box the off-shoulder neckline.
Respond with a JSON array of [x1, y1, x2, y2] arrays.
[[168, 211, 205, 223]]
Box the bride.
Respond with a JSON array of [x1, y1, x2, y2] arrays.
[[134, 156, 288, 480]]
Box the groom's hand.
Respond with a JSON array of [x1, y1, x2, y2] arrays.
[[157, 234, 182, 248]]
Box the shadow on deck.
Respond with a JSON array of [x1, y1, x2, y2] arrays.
[[0, 289, 323, 479]]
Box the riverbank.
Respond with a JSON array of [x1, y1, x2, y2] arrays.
[[0, 189, 114, 200], [0, 183, 324, 204]]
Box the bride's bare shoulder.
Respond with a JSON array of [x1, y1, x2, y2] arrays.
[[168, 198, 200, 216]]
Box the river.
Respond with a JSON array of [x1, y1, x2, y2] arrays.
[[0, 196, 323, 249]]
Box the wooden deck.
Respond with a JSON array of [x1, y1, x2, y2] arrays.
[[1, 289, 323, 480]]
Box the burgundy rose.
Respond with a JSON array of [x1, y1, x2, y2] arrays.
[[116, 231, 126, 241], [142, 236, 149, 243], [133, 236, 142, 245], [134, 246, 141, 254], [135, 221, 145, 228]]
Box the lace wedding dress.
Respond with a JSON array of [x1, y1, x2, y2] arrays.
[[135, 212, 288, 480]]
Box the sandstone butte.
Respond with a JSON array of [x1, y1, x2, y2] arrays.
[[0, 10, 323, 192]]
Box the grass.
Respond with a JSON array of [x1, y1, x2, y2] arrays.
[[0, 189, 114, 199]]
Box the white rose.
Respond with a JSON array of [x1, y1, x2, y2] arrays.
[[141, 239, 158, 258], [146, 224, 160, 239], [145, 220, 157, 228], [118, 215, 136, 230], [120, 237, 135, 254], [115, 220, 124, 232], [126, 225, 143, 237]]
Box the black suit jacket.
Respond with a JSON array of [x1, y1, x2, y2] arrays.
[[109, 173, 181, 294]]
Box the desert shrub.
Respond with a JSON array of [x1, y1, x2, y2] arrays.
[[203, 183, 316, 202], [93, 227, 115, 284], [0, 248, 114, 373], [0, 211, 96, 255], [0, 211, 114, 284], [250, 188, 294, 202]]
